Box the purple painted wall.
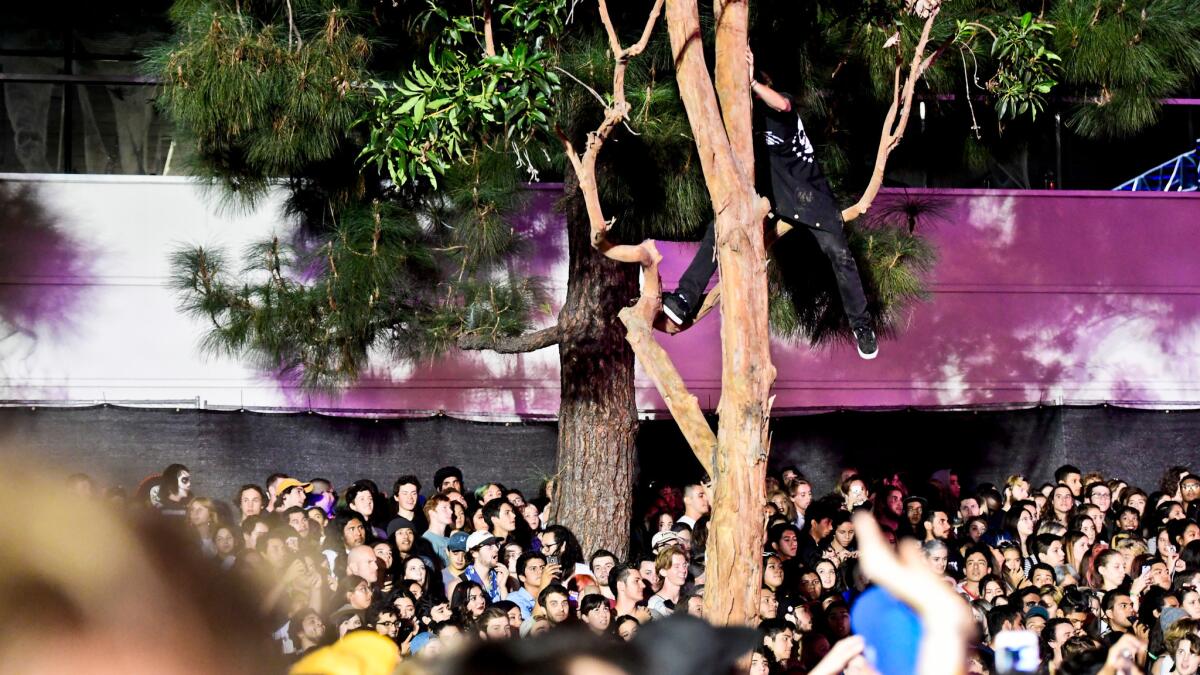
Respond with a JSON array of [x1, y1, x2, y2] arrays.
[[317, 187, 1200, 417], [2, 176, 1197, 419]]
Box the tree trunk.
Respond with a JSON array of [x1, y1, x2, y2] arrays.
[[666, 0, 773, 625], [549, 174, 641, 559]]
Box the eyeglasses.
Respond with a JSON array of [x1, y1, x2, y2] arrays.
[[376, 620, 397, 627]]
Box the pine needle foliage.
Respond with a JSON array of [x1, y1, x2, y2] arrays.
[[1051, 0, 1200, 138], [169, 179, 543, 387], [147, 0, 373, 205]]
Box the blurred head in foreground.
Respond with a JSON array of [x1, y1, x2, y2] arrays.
[[0, 458, 280, 674]]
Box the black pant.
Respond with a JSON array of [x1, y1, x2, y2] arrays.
[[674, 213, 870, 331]]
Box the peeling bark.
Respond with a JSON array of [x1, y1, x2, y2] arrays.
[[666, 0, 773, 625], [558, 0, 773, 623], [558, 0, 939, 625]]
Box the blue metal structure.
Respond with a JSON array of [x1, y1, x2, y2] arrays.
[[1114, 140, 1200, 191]]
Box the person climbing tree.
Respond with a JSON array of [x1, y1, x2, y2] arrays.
[[660, 49, 878, 360]]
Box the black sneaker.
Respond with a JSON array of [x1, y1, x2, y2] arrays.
[[853, 326, 879, 360], [661, 291, 694, 326]]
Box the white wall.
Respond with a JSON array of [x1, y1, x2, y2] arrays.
[[0, 174, 301, 409]]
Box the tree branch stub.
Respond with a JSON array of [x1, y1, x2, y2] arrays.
[[841, 6, 941, 223], [482, 0, 497, 57], [456, 324, 561, 353]]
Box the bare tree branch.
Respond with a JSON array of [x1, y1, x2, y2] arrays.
[[618, 243, 715, 476], [841, 6, 941, 222], [482, 0, 497, 57], [457, 325, 561, 353], [558, 0, 713, 473], [559, 0, 667, 262]]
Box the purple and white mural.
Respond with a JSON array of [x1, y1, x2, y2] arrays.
[[1, 175, 1197, 419]]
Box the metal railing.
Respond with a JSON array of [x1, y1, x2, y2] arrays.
[[1113, 140, 1200, 192]]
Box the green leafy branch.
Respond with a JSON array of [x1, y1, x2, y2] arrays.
[[359, 0, 566, 187], [956, 12, 1062, 123]]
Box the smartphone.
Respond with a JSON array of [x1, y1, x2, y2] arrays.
[[1141, 565, 1151, 576], [546, 554, 559, 566], [995, 630, 1040, 674]]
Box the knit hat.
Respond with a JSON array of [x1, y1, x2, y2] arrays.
[[1160, 606, 1188, 634], [634, 614, 759, 675], [385, 517, 415, 540]]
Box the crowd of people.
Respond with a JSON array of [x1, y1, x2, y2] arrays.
[[61, 461, 1200, 675]]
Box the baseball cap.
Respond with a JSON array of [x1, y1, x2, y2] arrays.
[[448, 530, 470, 552], [275, 477, 312, 495], [447, 531, 470, 552], [385, 517, 416, 540], [651, 530, 680, 551], [466, 531, 500, 550], [1024, 606, 1050, 622]]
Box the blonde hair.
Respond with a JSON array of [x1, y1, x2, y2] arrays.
[[655, 545, 686, 575], [767, 488, 795, 520], [188, 497, 218, 525], [1165, 618, 1200, 657]]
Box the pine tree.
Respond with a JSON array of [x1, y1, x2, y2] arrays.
[[152, 0, 1200, 566], [152, 1, 548, 388]]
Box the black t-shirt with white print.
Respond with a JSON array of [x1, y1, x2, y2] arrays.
[[756, 92, 842, 230]]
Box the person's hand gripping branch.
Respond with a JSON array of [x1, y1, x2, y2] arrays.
[[747, 48, 791, 113]]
